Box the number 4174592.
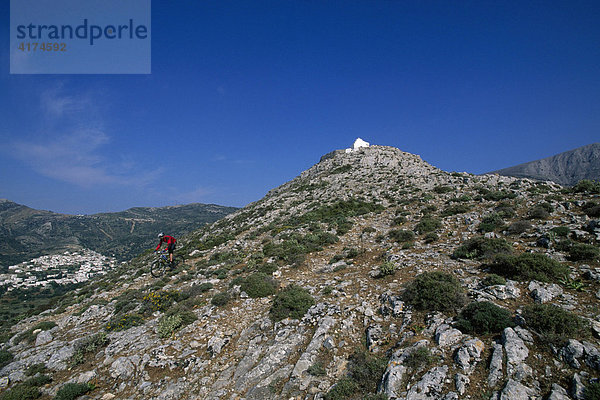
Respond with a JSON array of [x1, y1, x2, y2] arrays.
[[18, 42, 67, 51]]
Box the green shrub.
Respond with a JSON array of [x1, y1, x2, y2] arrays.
[[528, 203, 553, 219], [324, 349, 387, 399], [573, 179, 600, 194], [403, 272, 466, 313], [378, 262, 396, 277], [54, 383, 93, 400], [211, 292, 231, 307], [551, 226, 570, 237], [522, 304, 589, 343], [346, 350, 388, 394], [25, 363, 46, 376], [415, 217, 442, 234], [452, 237, 512, 260], [507, 221, 532, 235], [269, 285, 314, 322], [0, 349, 13, 369], [158, 314, 183, 338], [324, 377, 357, 400], [441, 204, 471, 217], [105, 313, 144, 332], [481, 274, 506, 286], [482, 190, 517, 201], [495, 204, 516, 219], [455, 301, 514, 334], [447, 195, 472, 203], [433, 185, 454, 194], [389, 229, 415, 243], [392, 215, 406, 225], [240, 273, 278, 298], [70, 332, 109, 367], [569, 243, 600, 261], [142, 291, 176, 312], [584, 202, 600, 217], [488, 253, 569, 282], [307, 361, 326, 376], [424, 232, 438, 243], [478, 213, 505, 232], [23, 374, 52, 387], [263, 231, 339, 265], [404, 346, 435, 370], [0, 385, 40, 400], [584, 381, 600, 400]]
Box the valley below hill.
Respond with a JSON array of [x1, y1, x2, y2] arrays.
[[0, 201, 238, 269]]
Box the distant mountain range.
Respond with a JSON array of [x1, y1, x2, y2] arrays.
[[490, 143, 600, 186], [0, 200, 237, 269]]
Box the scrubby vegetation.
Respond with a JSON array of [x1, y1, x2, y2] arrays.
[[487, 253, 570, 282], [455, 301, 514, 334], [211, 292, 231, 307], [414, 217, 442, 234], [269, 285, 314, 322], [105, 314, 144, 332], [403, 272, 466, 313], [388, 229, 415, 243], [452, 237, 512, 260], [441, 204, 471, 217], [70, 332, 109, 367], [478, 213, 504, 232], [263, 230, 339, 266], [404, 346, 435, 370], [0, 349, 14, 369], [54, 383, 93, 400], [324, 349, 387, 400], [573, 179, 600, 194], [239, 272, 278, 298], [507, 220, 532, 235], [378, 262, 396, 277], [522, 304, 589, 343], [481, 274, 506, 286], [568, 243, 600, 261], [584, 381, 600, 400]]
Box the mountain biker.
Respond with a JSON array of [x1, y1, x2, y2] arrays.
[[155, 233, 177, 265]]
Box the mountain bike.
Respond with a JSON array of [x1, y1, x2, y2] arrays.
[[151, 251, 185, 277]]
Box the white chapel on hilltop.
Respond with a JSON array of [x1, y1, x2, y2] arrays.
[[345, 138, 370, 153]]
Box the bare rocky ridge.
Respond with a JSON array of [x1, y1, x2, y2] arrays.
[[1, 143, 599, 400], [490, 143, 600, 186]]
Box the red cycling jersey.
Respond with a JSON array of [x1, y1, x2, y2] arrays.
[[155, 235, 176, 251]]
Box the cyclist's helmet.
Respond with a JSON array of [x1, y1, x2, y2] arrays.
[[158, 232, 164, 238]]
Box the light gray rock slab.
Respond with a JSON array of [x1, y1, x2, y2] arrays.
[[502, 327, 530, 380], [488, 343, 504, 387], [547, 383, 570, 400], [499, 379, 537, 400], [454, 338, 484, 374], [435, 324, 463, 348], [406, 365, 449, 400]]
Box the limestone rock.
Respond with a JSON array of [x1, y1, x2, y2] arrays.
[[406, 365, 449, 400]]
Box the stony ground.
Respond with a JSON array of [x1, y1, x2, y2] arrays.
[[1, 145, 599, 400]]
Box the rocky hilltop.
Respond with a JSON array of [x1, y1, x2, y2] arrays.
[[490, 143, 600, 186], [0, 201, 238, 268], [1, 142, 599, 400]]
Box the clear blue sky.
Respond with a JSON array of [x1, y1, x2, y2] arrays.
[[1, 1, 599, 214]]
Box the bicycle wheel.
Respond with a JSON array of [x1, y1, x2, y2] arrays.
[[151, 258, 166, 277], [172, 254, 185, 268]]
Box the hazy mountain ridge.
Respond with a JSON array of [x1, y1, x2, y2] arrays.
[[0, 201, 238, 268], [490, 143, 600, 186], [1, 143, 599, 400]]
